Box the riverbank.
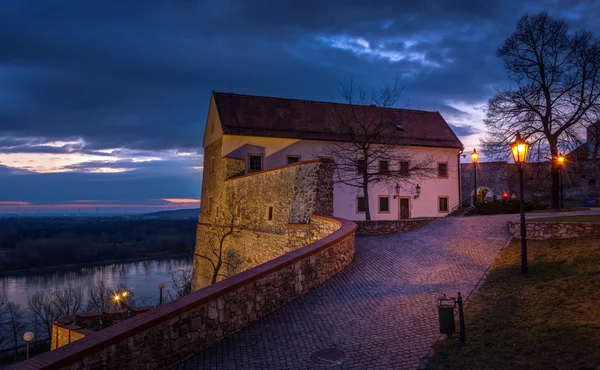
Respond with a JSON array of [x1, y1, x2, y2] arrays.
[[0, 253, 192, 277]]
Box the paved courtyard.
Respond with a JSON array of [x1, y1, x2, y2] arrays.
[[179, 211, 599, 370]]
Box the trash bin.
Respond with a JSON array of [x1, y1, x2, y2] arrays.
[[437, 295, 456, 335]]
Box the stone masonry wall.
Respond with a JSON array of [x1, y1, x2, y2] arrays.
[[193, 159, 334, 290], [24, 217, 356, 370], [507, 221, 600, 240], [354, 219, 432, 235]]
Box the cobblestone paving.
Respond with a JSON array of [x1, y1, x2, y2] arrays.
[[178, 214, 550, 370]]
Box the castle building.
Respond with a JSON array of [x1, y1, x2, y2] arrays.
[[200, 91, 464, 222]]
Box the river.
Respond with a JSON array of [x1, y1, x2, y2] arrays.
[[0, 257, 193, 310]]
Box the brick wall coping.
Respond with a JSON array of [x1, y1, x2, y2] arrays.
[[223, 158, 331, 183], [20, 215, 355, 370]]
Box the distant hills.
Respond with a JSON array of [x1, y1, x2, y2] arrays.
[[144, 208, 200, 219]]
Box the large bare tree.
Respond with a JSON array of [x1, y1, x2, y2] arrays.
[[482, 12, 600, 209], [320, 79, 436, 220]]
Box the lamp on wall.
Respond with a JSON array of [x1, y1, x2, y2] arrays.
[[393, 183, 401, 199], [413, 184, 421, 199]]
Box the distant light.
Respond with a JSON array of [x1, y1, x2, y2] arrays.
[[114, 295, 120, 301], [395, 124, 404, 131]]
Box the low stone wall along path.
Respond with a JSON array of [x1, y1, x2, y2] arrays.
[[180, 214, 522, 370]]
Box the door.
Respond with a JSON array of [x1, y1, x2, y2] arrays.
[[399, 198, 410, 220]]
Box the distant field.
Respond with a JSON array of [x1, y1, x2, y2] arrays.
[[0, 215, 197, 273]]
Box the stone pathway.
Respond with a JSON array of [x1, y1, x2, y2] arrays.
[[179, 210, 600, 370]]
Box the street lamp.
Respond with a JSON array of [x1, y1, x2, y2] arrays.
[[158, 283, 165, 305], [23, 331, 34, 360], [470, 148, 479, 214], [510, 132, 530, 274], [557, 154, 565, 210]]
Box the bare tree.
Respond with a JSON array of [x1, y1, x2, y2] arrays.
[[3, 302, 25, 361], [86, 281, 113, 313], [482, 12, 600, 209], [319, 79, 437, 220], [166, 267, 193, 300], [195, 190, 258, 285], [53, 286, 83, 318], [28, 286, 83, 339], [0, 295, 8, 350]]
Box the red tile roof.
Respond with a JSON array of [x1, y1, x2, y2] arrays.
[[213, 92, 464, 149]]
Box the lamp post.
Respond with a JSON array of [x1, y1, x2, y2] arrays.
[[158, 283, 165, 305], [510, 132, 530, 274], [23, 331, 34, 360], [470, 148, 479, 214], [557, 154, 565, 210]]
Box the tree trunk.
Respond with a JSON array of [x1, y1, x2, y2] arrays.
[[363, 177, 371, 221], [211, 261, 221, 285], [549, 136, 560, 210]]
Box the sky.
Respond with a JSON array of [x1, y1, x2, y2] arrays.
[[1, 0, 599, 213]]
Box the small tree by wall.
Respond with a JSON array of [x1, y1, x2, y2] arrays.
[[320, 79, 437, 220], [194, 189, 261, 286]]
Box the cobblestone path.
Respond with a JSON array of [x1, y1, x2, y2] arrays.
[[179, 215, 516, 370]]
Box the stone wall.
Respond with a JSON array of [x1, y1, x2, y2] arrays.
[[354, 219, 432, 235], [22, 217, 356, 370], [461, 159, 600, 207], [507, 221, 600, 240], [193, 159, 335, 290]]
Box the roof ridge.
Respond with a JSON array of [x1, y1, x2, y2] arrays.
[[212, 91, 438, 115]]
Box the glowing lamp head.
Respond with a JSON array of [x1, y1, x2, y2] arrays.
[[23, 332, 35, 342], [557, 154, 565, 165], [158, 283, 165, 290], [122, 291, 128, 297], [470, 148, 479, 163], [113, 294, 120, 301], [510, 132, 529, 164]]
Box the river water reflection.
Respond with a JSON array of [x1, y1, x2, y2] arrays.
[[0, 257, 193, 309]]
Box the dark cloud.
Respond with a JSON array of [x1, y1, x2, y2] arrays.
[[449, 123, 482, 137], [1, 0, 599, 204]]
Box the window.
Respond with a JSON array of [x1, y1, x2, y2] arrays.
[[399, 161, 409, 177], [287, 155, 301, 164], [357, 196, 366, 213], [357, 159, 367, 174], [248, 154, 263, 173], [590, 178, 597, 186], [438, 162, 448, 178], [438, 196, 449, 213], [378, 196, 390, 213], [379, 160, 389, 173], [210, 156, 215, 174], [211, 121, 215, 133], [207, 196, 213, 214], [267, 206, 274, 221]]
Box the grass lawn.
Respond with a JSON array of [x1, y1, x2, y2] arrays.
[[529, 215, 600, 223], [427, 237, 600, 370]]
